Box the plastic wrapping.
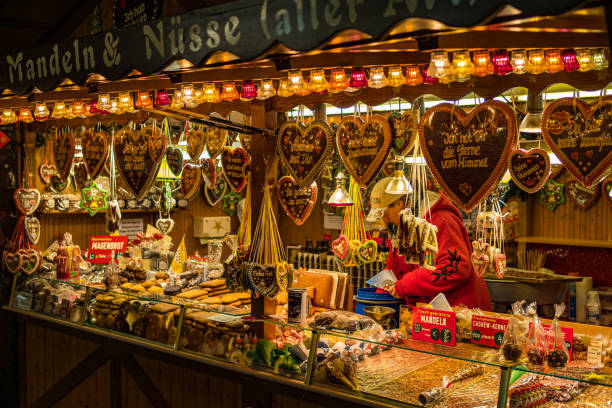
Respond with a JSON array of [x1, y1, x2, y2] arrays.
[[310, 311, 380, 334], [525, 302, 547, 366], [500, 300, 527, 363], [546, 303, 569, 368]]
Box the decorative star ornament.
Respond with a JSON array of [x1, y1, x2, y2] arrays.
[[80, 181, 108, 216], [222, 191, 242, 216], [539, 178, 565, 211], [213, 220, 223, 233]]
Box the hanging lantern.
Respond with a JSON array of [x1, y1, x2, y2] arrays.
[[492, 50, 513, 75], [422, 67, 439, 84], [405, 65, 424, 85], [452, 50, 474, 82], [368, 66, 387, 88], [154, 89, 171, 106], [288, 70, 305, 91], [592, 48, 609, 70], [62, 104, 75, 119], [526, 49, 546, 74], [192, 84, 205, 106], [34, 102, 49, 121], [51, 101, 66, 119], [576, 48, 594, 72], [277, 79, 293, 97], [387, 66, 405, 87], [428, 51, 453, 82], [181, 83, 195, 106], [72, 100, 87, 117], [348, 67, 368, 89], [329, 69, 349, 93], [97, 93, 112, 110], [1, 109, 16, 124], [385, 160, 412, 194], [545, 49, 563, 73], [473, 50, 494, 77], [510, 49, 527, 74], [220, 81, 239, 101], [119, 92, 134, 112], [202, 83, 220, 103], [89, 100, 108, 115], [308, 69, 329, 93], [561, 49, 580, 72], [327, 171, 353, 207], [109, 98, 122, 114], [258, 79, 276, 99], [18, 107, 33, 123], [240, 80, 258, 101], [136, 91, 153, 109]]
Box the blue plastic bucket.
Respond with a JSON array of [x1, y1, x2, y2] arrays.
[[354, 287, 404, 323]]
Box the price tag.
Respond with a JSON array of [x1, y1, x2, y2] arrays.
[[412, 307, 455, 346], [471, 315, 508, 348], [588, 339, 603, 365], [87, 235, 128, 264]]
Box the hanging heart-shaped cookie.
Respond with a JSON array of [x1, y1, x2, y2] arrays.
[[113, 127, 159, 200], [337, 115, 392, 188], [542, 96, 612, 187], [277, 176, 317, 226], [181, 163, 202, 199], [332, 234, 350, 260], [239, 133, 251, 153], [567, 179, 600, 210], [205, 127, 227, 159], [14, 188, 41, 215], [186, 127, 206, 161], [73, 162, 89, 189], [388, 111, 418, 155], [50, 174, 68, 193], [356, 240, 378, 263], [602, 178, 612, 207], [508, 148, 550, 193], [165, 146, 183, 176], [204, 177, 228, 206], [550, 164, 565, 179], [200, 158, 216, 188], [144, 125, 167, 163], [3, 251, 20, 274], [278, 120, 334, 187], [382, 154, 396, 177], [81, 128, 109, 180], [156, 217, 175, 234], [221, 147, 250, 193], [39, 163, 56, 185], [53, 131, 75, 180], [248, 263, 276, 297], [24, 216, 41, 245], [419, 101, 517, 212], [494, 253, 507, 279], [18, 248, 40, 275]]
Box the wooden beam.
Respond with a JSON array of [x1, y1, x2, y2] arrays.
[[121, 352, 171, 408]]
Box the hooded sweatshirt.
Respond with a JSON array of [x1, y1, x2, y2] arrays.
[[388, 194, 492, 311]]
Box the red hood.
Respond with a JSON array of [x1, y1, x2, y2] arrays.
[[425, 194, 463, 223]]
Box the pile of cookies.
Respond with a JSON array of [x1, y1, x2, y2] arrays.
[[119, 271, 169, 295]]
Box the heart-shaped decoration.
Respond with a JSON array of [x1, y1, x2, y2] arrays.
[[277, 176, 317, 226], [239, 133, 251, 153], [542, 96, 612, 187], [113, 127, 159, 200], [4, 252, 20, 274], [165, 146, 183, 176], [180, 163, 201, 199], [73, 162, 89, 189], [200, 158, 216, 188], [567, 179, 600, 210], [381, 154, 396, 177], [356, 240, 378, 263], [24, 216, 41, 245], [156, 217, 175, 234], [419, 101, 517, 212], [186, 128, 206, 161], [53, 131, 75, 180], [337, 115, 392, 188], [205, 127, 227, 159], [18, 248, 41, 275], [39, 163, 56, 184], [81, 128, 109, 180], [332, 235, 350, 260], [204, 177, 228, 206], [550, 164, 565, 179], [508, 148, 551, 193], [50, 175, 68, 193], [472, 253, 489, 277], [14, 188, 41, 215], [602, 178, 612, 207], [494, 253, 507, 279], [248, 263, 277, 297], [278, 120, 334, 187], [221, 147, 250, 193], [388, 111, 418, 155], [144, 125, 167, 163]]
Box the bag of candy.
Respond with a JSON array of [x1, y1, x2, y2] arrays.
[[525, 301, 547, 366], [500, 300, 527, 363], [546, 303, 569, 368]]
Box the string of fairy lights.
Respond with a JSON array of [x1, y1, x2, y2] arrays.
[[0, 47, 608, 124]]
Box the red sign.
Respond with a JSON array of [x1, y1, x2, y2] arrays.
[[412, 307, 456, 346], [0, 131, 9, 149], [87, 235, 128, 264], [536, 323, 574, 362], [471, 315, 508, 348]]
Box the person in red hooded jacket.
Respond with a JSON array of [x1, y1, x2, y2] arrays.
[[367, 178, 491, 311]]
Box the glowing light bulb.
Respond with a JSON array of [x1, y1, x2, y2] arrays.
[[308, 70, 329, 93], [348, 67, 368, 89], [34, 102, 49, 121], [576, 48, 594, 72], [545, 49, 563, 73], [240, 80, 257, 101], [277, 79, 294, 97], [452, 50, 474, 82], [97, 93, 111, 110], [51, 101, 66, 119], [72, 100, 87, 117], [119, 92, 133, 112], [561, 49, 580, 72], [329, 69, 349, 93], [510, 49, 527, 74], [136, 91, 153, 109], [473, 50, 494, 77], [220, 82, 239, 101], [367, 66, 387, 88], [18, 107, 33, 123], [257, 79, 276, 99], [202, 83, 220, 103], [154, 89, 171, 106], [428, 51, 453, 82], [527, 49, 546, 74], [109, 98, 122, 114], [405, 65, 423, 85], [592, 48, 609, 70], [492, 50, 513, 75], [387, 66, 405, 87], [181, 83, 195, 105], [1, 109, 16, 124]]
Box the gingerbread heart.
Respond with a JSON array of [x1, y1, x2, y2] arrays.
[[542, 96, 612, 187], [180, 163, 201, 199], [73, 162, 89, 188], [277, 176, 317, 226], [14, 188, 41, 215], [494, 253, 507, 279], [81, 128, 109, 180], [248, 263, 276, 297], [567, 179, 600, 210], [204, 177, 228, 206], [337, 115, 392, 188], [278, 120, 334, 187], [53, 131, 75, 180], [382, 154, 396, 177], [186, 127, 206, 161], [550, 164, 564, 179], [156, 217, 175, 234], [221, 147, 250, 193], [165, 146, 183, 176], [200, 158, 216, 188], [508, 148, 551, 193], [18, 248, 40, 275], [388, 111, 418, 156], [50, 174, 68, 193], [205, 127, 227, 159], [472, 253, 489, 277], [4, 251, 20, 274], [239, 133, 251, 153], [113, 127, 159, 199], [602, 177, 612, 207], [144, 125, 167, 163], [39, 163, 56, 185], [419, 101, 517, 212], [24, 216, 41, 245], [356, 240, 378, 263], [332, 235, 350, 260]]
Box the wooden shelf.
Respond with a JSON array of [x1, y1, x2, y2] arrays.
[[515, 236, 612, 249], [39, 209, 158, 215]]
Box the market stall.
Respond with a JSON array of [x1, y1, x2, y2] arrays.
[[1, 0, 612, 407]]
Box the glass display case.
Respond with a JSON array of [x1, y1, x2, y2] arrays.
[[8, 273, 612, 408]]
